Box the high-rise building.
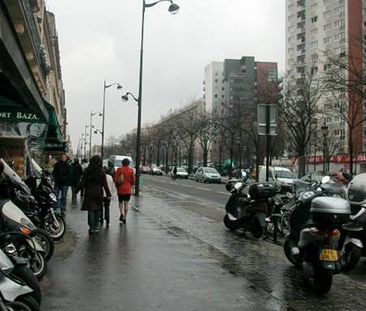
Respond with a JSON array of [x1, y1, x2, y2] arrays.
[[286, 0, 364, 155], [203, 62, 225, 113]]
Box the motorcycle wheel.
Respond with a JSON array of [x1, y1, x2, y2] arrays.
[[18, 249, 47, 280], [11, 265, 41, 304], [44, 214, 66, 241], [251, 226, 263, 239], [16, 296, 40, 311], [284, 236, 301, 268], [223, 215, 237, 231], [312, 268, 333, 296], [32, 229, 54, 261], [5, 301, 32, 311], [341, 244, 362, 272]]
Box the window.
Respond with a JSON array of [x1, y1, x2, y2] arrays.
[[311, 16, 318, 23], [214, 94, 218, 98]]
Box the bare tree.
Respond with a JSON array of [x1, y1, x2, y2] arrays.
[[326, 40, 365, 174], [279, 73, 323, 177]]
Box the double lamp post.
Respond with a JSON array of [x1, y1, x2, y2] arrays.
[[121, 0, 179, 196]]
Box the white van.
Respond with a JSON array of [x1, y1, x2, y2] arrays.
[[258, 166, 297, 192], [109, 155, 135, 172]]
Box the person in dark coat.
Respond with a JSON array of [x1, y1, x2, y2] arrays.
[[77, 155, 111, 234], [71, 158, 83, 201], [52, 153, 72, 216]]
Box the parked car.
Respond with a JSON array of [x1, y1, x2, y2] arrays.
[[149, 166, 164, 175], [140, 165, 150, 174], [258, 166, 297, 193], [195, 167, 221, 183], [171, 167, 189, 179]]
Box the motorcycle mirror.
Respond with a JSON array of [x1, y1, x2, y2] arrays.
[[321, 176, 331, 184], [234, 182, 244, 190]]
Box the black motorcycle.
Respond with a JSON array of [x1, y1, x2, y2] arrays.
[[223, 181, 278, 238], [283, 176, 351, 295]]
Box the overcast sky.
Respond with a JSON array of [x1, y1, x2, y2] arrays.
[[46, 0, 285, 153]]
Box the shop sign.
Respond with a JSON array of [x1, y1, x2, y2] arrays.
[[0, 110, 42, 123]]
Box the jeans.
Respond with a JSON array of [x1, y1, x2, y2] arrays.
[[55, 185, 69, 213], [88, 209, 101, 232]]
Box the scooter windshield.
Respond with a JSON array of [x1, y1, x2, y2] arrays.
[[0, 159, 32, 195], [29, 158, 43, 179]]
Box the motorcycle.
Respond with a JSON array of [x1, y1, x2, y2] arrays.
[[0, 199, 47, 280], [283, 176, 351, 295], [223, 180, 278, 238], [0, 159, 55, 261], [24, 159, 65, 241], [0, 249, 40, 310], [339, 172, 366, 272]]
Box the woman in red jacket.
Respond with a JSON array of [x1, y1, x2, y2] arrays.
[[114, 158, 135, 223]]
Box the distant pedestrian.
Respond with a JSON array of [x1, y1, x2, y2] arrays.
[[52, 153, 72, 216], [70, 158, 83, 201], [172, 165, 177, 180], [100, 166, 116, 227], [77, 155, 111, 234], [114, 158, 135, 224]]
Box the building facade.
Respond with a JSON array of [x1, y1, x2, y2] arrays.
[[0, 0, 66, 174], [286, 0, 365, 164], [204, 57, 278, 167]]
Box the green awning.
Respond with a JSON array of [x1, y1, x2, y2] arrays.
[[44, 101, 64, 144]]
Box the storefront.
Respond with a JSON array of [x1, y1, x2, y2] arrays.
[[0, 96, 65, 176]]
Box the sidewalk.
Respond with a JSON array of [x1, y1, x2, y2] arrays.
[[41, 193, 279, 311]]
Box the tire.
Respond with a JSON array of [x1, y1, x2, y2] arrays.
[[11, 265, 41, 304], [16, 295, 40, 311], [223, 214, 237, 231], [251, 226, 263, 239], [341, 244, 362, 272], [284, 236, 301, 268], [32, 229, 55, 261], [5, 301, 32, 311], [312, 268, 333, 296], [19, 248, 47, 280], [44, 214, 66, 241]]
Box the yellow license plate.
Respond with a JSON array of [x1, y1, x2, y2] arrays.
[[319, 249, 338, 262]]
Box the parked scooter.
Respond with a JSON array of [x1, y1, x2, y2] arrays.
[[0, 199, 47, 281], [0, 159, 55, 261], [223, 180, 278, 238], [338, 173, 366, 272], [0, 248, 40, 310], [22, 159, 65, 241], [283, 176, 351, 295]]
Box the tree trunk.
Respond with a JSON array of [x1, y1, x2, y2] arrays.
[[349, 132, 354, 175], [203, 148, 208, 167]]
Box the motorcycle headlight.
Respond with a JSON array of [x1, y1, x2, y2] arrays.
[[3, 243, 17, 255]]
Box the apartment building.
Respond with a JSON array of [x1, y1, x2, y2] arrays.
[[286, 0, 365, 156]]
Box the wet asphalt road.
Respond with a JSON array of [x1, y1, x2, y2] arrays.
[[41, 175, 366, 311]]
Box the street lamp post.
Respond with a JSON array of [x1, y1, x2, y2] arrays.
[[83, 125, 89, 159], [89, 111, 102, 159], [101, 80, 122, 160], [321, 121, 328, 174], [128, 0, 179, 197]]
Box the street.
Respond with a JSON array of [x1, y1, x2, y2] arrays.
[[41, 175, 366, 311]]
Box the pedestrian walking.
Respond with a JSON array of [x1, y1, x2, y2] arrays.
[[100, 166, 116, 227], [173, 165, 177, 180], [77, 155, 111, 234], [114, 158, 135, 224], [70, 158, 83, 201], [52, 153, 72, 216]]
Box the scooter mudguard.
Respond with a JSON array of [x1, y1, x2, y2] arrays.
[[27, 237, 45, 253], [344, 236, 364, 249], [298, 228, 324, 248], [0, 275, 33, 302]]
